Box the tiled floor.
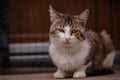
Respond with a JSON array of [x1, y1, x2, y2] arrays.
[[0, 68, 120, 80]]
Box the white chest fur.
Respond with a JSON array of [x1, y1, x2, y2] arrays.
[[49, 40, 90, 72]]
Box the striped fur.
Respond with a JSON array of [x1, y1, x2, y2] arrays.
[[49, 5, 116, 79]]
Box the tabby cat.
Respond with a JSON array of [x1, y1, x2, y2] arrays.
[[49, 5, 116, 79]]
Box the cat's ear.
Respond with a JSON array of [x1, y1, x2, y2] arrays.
[[49, 5, 61, 22], [77, 9, 89, 27]]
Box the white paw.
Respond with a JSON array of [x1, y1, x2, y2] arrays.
[[73, 72, 86, 78], [53, 71, 65, 79]]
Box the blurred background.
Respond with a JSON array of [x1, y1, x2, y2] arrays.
[[0, 0, 120, 74]]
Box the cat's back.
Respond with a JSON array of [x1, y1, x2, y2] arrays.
[[85, 28, 115, 53], [85, 28, 115, 69]]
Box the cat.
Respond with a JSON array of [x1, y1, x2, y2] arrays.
[[48, 5, 116, 79]]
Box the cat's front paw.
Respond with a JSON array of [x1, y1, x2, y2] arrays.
[[53, 71, 65, 79], [73, 71, 86, 78]]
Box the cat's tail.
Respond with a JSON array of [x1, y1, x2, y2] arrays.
[[100, 30, 116, 67], [100, 30, 115, 52]]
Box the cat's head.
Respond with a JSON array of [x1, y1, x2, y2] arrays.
[[49, 5, 89, 46]]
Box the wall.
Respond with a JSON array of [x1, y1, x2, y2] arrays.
[[9, 0, 120, 50]]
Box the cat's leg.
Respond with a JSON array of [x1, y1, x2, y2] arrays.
[[53, 69, 66, 79], [73, 65, 87, 78]]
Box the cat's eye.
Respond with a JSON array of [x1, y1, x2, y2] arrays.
[[58, 29, 64, 32], [71, 29, 79, 33]]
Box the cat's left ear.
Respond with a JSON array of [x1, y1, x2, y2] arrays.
[[76, 9, 89, 27], [49, 5, 61, 22]]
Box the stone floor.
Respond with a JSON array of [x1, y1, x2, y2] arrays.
[[0, 67, 120, 80], [0, 71, 120, 80]]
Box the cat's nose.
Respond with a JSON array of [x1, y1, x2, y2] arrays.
[[65, 37, 70, 42]]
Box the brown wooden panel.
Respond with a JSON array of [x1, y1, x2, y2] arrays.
[[8, 0, 120, 50], [96, 0, 112, 33], [9, 0, 34, 34], [9, 0, 96, 43], [112, 0, 120, 50], [9, 34, 48, 43], [33, 0, 50, 34], [9, 0, 49, 43], [9, 0, 21, 34]]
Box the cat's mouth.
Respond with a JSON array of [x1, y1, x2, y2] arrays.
[[63, 41, 71, 45]]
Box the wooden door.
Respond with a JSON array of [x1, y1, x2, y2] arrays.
[[9, 0, 50, 43], [9, 0, 120, 50]]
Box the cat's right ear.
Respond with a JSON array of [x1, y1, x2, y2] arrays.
[[49, 5, 61, 22]]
